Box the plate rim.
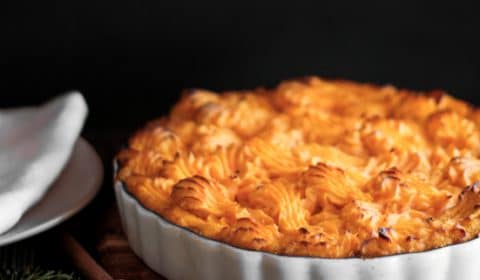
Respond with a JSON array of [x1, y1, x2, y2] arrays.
[[0, 137, 103, 246]]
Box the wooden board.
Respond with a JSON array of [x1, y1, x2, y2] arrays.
[[95, 205, 165, 280]]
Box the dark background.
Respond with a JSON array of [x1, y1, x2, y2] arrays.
[[1, 1, 479, 133], [0, 2, 479, 276]]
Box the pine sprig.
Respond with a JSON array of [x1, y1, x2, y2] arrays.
[[0, 267, 80, 280]]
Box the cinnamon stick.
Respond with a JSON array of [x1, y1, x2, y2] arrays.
[[61, 232, 114, 280]]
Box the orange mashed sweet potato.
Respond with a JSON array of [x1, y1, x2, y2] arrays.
[[117, 77, 480, 257]]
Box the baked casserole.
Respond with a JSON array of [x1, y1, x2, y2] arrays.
[[116, 77, 480, 258]]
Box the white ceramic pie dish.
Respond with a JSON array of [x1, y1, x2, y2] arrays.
[[114, 163, 480, 280]]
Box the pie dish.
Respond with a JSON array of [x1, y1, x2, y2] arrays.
[[114, 77, 480, 279]]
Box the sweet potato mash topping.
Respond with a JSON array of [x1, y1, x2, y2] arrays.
[[117, 77, 480, 257]]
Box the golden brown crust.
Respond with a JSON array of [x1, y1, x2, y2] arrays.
[[117, 76, 480, 257]]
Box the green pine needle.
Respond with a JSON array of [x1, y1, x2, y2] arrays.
[[0, 267, 80, 280]]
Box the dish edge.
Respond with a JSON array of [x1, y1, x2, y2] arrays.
[[113, 160, 480, 280]]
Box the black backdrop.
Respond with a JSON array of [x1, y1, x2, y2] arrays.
[[1, 1, 479, 133]]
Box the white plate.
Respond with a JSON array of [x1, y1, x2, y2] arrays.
[[0, 137, 103, 246]]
